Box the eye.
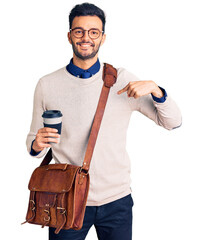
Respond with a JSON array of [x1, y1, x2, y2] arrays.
[[75, 30, 82, 34], [89, 29, 100, 38]]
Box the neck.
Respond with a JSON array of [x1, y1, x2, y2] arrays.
[[72, 54, 98, 70]]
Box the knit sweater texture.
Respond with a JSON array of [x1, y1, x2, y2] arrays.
[[26, 63, 182, 206]]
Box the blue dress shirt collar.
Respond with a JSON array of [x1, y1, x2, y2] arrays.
[[66, 58, 100, 78]]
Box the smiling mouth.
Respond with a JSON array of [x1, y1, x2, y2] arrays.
[[77, 42, 95, 47]]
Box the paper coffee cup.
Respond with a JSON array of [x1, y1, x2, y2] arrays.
[[42, 110, 63, 144]]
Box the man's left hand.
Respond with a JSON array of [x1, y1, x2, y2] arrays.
[[117, 80, 164, 99]]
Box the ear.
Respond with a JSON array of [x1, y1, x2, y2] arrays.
[[100, 33, 106, 46], [67, 32, 72, 44]]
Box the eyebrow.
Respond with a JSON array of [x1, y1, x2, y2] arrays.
[[71, 27, 101, 30]]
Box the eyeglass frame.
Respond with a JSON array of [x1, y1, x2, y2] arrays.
[[70, 27, 104, 39]]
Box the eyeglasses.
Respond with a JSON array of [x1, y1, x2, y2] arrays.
[[70, 27, 104, 39]]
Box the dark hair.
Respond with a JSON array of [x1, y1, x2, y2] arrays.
[[69, 2, 106, 32]]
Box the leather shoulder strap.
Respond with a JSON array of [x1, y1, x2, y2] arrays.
[[81, 63, 117, 173], [39, 147, 52, 167], [39, 63, 117, 167], [102, 63, 117, 87]]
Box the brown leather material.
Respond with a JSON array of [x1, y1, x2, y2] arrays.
[[28, 164, 80, 193], [38, 192, 57, 208], [22, 63, 117, 234], [39, 146, 53, 166], [72, 171, 90, 230], [55, 193, 67, 234], [103, 63, 117, 87]]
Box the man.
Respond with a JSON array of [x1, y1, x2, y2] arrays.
[[26, 3, 182, 240]]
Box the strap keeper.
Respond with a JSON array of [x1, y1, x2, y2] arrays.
[[79, 167, 88, 174]]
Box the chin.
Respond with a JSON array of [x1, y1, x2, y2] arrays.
[[79, 52, 94, 58]]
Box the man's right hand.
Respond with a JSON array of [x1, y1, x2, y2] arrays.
[[32, 127, 60, 153]]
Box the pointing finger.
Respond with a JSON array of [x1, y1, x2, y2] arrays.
[[117, 83, 129, 94]]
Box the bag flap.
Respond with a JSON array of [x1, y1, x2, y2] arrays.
[[28, 164, 80, 193]]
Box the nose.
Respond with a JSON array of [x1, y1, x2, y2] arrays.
[[82, 30, 91, 42]]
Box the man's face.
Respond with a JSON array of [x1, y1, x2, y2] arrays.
[[68, 16, 106, 60]]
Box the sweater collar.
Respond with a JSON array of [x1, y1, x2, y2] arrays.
[[66, 58, 100, 78]]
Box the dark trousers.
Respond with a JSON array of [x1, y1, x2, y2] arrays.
[[49, 194, 134, 240]]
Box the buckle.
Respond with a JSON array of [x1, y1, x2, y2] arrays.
[[30, 200, 35, 211], [44, 216, 50, 222], [57, 207, 66, 215]]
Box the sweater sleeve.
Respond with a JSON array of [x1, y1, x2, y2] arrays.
[[128, 93, 182, 130], [26, 79, 48, 158]]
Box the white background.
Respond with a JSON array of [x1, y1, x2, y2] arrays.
[[0, 0, 202, 239]]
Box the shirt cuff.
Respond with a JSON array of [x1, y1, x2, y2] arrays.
[[30, 139, 41, 156], [151, 86, 167, 103]]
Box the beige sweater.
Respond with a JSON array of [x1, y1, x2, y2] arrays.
[[26, 63, 182, 206]]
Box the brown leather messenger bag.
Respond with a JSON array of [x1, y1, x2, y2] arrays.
[[22, 63, 117, 234]]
